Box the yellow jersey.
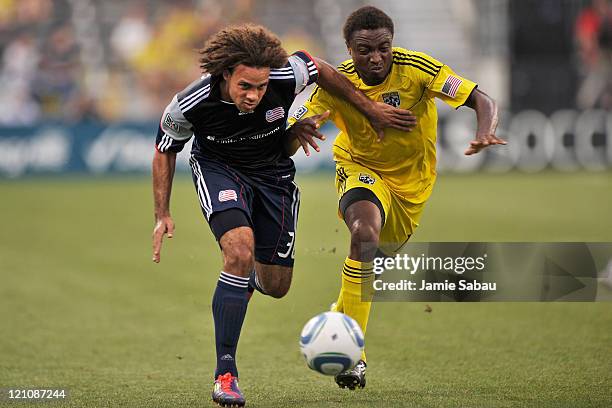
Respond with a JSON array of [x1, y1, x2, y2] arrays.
[[289, 47, 477, 203]]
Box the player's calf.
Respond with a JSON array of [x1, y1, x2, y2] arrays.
[[251, 264, 293, 298]]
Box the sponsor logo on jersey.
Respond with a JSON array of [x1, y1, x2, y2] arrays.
[[238, 111, 253, 115], [382, 91, 401, 108], [441, 75, 462, 98], [218, 189, 238, 202], [163, 113, 180, 132], [292, 106, 308, 120], [266, 106, 285, 122], [359, 173, 376, 185]]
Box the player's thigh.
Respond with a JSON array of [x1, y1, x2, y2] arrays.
[[250, 165, 300, 268], [246, 160, 300, 267], [188, 154, 254, 223], [379, 195, 425, 254], [335, 159, 392, 228]]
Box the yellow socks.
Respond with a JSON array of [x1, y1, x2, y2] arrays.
[[336, 257, 374, 362]]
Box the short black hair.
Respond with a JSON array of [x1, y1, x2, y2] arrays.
[[343, 6, 394, 44]]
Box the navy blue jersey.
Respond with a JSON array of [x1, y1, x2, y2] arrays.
[[155, 51, 319, 170]]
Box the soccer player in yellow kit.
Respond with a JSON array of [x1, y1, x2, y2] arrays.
[[286, 6, 506, 389]]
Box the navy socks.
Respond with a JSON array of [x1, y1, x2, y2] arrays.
[[212, 271, 249, 377]]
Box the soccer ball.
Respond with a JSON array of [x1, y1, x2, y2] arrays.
[[299, 312, 364, 375]]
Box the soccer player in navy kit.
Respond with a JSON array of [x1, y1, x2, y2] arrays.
[[150, 24, 414, 406]]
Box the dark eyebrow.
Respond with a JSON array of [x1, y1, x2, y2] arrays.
[[238, 80, 268, 87]]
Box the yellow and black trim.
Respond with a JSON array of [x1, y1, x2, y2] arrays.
[[338, 61, 356, 75], [392, 51, 442, 76]]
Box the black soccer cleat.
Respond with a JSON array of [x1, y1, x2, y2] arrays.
[[212, 372, 245, 407], [335, 360, 366, 390]]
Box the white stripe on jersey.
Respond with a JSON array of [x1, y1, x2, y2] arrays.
[[158, 134, 173, 152], [179, 84, 211, 108], [269, 75, 295, 80], [180, 85, 212, 112]]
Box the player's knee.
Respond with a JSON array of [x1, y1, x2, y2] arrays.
[[222, 244, 254, 274], [349, 219, 380, 246]]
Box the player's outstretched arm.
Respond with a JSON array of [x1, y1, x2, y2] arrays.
[[152, 149, 177, 263], [285, 111, 330, 156], [463, 88, 506, 155], [313, 57, 416, 140]]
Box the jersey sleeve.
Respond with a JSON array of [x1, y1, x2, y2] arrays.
[[288, 50, 319, 94], [155, 94, 194, 153], [425, 58, 477, 109], [287, 85, 337, 128]]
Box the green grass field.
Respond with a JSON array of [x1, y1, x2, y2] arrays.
[[1, 172, 611, 407]]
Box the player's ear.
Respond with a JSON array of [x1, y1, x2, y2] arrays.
[[222, 69, 231, 81]]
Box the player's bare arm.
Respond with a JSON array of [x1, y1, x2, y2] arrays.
[[152, 149, 176, 263], [313, 57, 416, 140], [463, 88, 506, 155], [285, 110, 330, 156]]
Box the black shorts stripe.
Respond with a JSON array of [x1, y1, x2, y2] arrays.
[[336, 167, 349, 183]]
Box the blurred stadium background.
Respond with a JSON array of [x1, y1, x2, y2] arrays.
[[1, 1, 611, 407], [0, 0, 610, 176]]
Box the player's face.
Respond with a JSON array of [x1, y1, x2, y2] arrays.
[[347, 28, 393, 86], [222, 65, 270, 113]]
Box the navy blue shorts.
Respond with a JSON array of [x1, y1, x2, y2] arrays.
[[188, 154, 300, 267]]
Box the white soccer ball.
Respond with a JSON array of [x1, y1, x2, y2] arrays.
[[299, 311, 364, 375]]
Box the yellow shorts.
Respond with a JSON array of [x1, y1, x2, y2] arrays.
[[335, 157, 425, 254]]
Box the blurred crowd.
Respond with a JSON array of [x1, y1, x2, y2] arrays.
[[574, 0, 612, 110], [2, 0, 607, 126], [0, 0, 319, 125]]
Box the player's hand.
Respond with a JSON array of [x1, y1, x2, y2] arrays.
[[152, 216, 174, 263], [368, 102, 417, 141], [464, 132, 507, 155], [288, 111, 330, 156]]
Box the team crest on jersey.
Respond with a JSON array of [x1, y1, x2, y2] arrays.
[[164, 113, 179, 132], [266, 106, 285, 122], [359, 173, 376, 185], [382, 91, 401, 108], [292, 106, 308, 120]]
